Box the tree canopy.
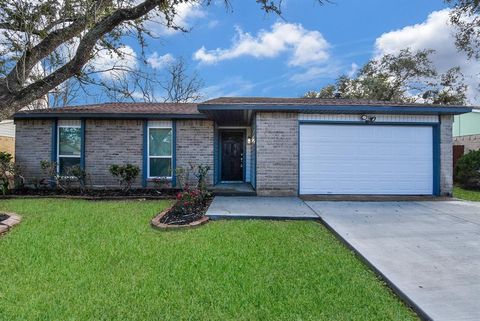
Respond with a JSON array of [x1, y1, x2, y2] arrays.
[[304, 49, 468, 105], [447, 0, 480, 59], [0, 0, 322, 117]]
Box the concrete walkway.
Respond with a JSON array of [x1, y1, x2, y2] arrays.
[[307, 201, 480, 321], [206, 196, 319, 219]]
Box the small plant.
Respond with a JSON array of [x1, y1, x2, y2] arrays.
[[194, 164, 210, 193], [151, 177, 170, 191], [109, 164, 140, 193], [66, 165, 88, 194], [454, 150, 480, 189], [174, 167, 187, 189]]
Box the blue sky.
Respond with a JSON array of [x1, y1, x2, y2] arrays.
[[92, 0, 480, 102]]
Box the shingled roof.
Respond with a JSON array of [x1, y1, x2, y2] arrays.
[[14, 102, 205, 119], [201, 97, 469, 108], [13, 97, 473, 119]]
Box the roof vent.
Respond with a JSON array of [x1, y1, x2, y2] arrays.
[[334, 92, 341, 99]]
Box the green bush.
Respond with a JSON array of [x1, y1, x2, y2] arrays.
[[454, 150, 480, 189], [66, 165, 88, 193], [109, 164, 140, 192]]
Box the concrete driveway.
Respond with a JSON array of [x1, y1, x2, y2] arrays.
[[306, 201, 480, 321]]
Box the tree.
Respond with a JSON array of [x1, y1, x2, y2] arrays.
[[160, 58, 203, 103], [0, 0, 325, 115], [447, 0, 480, 59], [304, 48, 468, 105]]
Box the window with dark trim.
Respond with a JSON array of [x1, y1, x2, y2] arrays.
[[57, 125, 81, 175], [148, 126, 172, 178]]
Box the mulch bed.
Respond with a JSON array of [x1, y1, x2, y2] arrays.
[[151, 197, 212, 230], [1, 187, 179, 200]]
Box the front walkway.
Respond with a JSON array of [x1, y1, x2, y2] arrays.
[[206, 196, 319, 220], [307, 201, 480, 321]]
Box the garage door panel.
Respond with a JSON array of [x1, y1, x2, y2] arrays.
[[299, 124, 433, 195]]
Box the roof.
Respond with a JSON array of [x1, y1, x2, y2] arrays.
[[14, 102, 206, 119], [13, 97, 473, 120], [199, 97, 473, 115]]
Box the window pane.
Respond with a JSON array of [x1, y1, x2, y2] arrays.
[[149, 158, 171, 177], [59, 127, 81, 156], [149, 128, 172, 156], [59, 157, 80, 176]]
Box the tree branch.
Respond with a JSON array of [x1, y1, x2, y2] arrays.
[[11, 0, 166, 110]]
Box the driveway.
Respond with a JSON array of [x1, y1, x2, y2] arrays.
[[306, 201, 480, 321]]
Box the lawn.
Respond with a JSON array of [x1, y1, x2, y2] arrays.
[[454, 186, 480, 201], [0, 199, 418, 321]]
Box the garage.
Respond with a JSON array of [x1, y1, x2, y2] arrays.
[[299, 123, 435, 195]]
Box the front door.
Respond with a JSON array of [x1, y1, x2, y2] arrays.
[[221, 131, 244, 181]]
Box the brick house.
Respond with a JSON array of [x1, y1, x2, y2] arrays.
[[13, 97, 471, 196]]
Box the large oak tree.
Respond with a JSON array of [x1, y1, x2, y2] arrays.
[[0, 0, 315, 116]]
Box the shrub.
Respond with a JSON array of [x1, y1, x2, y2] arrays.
[[109, 164, 140, 192], [0, 152, 19, 194], [40, 160, 69, 190], [454, 150, 480, 189], [174, 187, 203, 215], [151, 177, 170, 191], [66, 165, 88, 193], [194, 164, 210, 192]]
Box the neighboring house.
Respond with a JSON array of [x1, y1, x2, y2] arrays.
[[453, 110, 480, 152], [13, 97, 471, 196], [0, 96, 49, 157], [0, 120, 15, 155]]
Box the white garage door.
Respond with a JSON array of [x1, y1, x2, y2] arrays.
[[299, 124, 433, 195]]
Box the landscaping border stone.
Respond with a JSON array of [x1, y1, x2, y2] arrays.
[[151, 206, 209, 230], [0, 212, 22, 236]]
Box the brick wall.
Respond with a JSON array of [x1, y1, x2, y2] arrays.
[[453, 134, 480, 153], [440, 115, 453, 196], [15, 119, 52, 184], [255, 112, 298, 196], [85, 119, 143, 187], [176, 120, 214, 186]]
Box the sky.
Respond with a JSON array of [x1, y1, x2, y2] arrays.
[[89, 0, 480, 103]]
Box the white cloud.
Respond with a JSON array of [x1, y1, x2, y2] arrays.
[[375, 9, 480, 103], [201, 76, 255, 98], [89, 45, 137, 80], [193, 22, 330, 67], [147, 52, 175, 69], [289, 64, 342, 83], [146, 2, 206, 36]]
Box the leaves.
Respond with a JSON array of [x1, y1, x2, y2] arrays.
[[305, 48, 468, 105]]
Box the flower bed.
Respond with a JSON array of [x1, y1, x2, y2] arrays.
[[151, 187, 212, 229], [0, 212, 21, 235]]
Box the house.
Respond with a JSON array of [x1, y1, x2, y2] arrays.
[[0, 120, 15, 155], [453, 110, 480, 152], [13, 97, 471, 196]]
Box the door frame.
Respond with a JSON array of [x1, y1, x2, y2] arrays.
[[298, 120, 441, 196], [218, 128, 247, 183]]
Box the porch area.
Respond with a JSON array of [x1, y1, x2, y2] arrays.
[[211, 182, 256, 196]]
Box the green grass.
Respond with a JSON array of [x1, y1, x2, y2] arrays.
[[454, 186, 480, 201], [0, 199, 417, 321]]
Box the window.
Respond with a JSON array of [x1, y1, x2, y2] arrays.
[[57, 125, 81, 175], [148, 126, 172, 178]]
